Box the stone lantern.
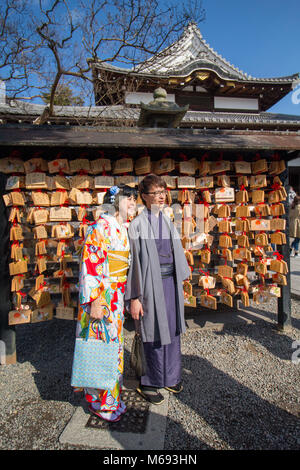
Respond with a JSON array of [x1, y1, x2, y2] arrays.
[[138, 87, 188, 128]]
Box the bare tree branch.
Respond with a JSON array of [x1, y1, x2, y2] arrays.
[[0, 0, 206, 120]]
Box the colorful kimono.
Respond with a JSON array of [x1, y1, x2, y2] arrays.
[[74, 213, 130, 412]]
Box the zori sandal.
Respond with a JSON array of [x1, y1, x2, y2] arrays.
[[164, 382, 183, 394], [88, 404, 122, 422], [136, 387, 165, 405], [118, 400, 127, 414]]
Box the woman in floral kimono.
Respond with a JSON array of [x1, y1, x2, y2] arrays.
[[74, 185, 137, 422]]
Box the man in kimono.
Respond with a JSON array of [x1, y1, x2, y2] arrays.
[[125, 174, 190, 405]]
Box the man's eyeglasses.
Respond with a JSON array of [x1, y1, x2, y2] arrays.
[[144, 190, 167, 197]]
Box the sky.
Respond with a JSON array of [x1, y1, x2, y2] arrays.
[[197, 0, 300, 115]]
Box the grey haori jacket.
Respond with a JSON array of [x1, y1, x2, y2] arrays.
[[125, 208, 190, 346]]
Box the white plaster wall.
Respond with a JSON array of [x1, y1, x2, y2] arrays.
[[214, 96, 259, 111], [125, 92, 175, 105]]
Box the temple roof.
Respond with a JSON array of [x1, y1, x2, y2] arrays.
[[91, 23, 300, 86], [1, 100, 300, 131]]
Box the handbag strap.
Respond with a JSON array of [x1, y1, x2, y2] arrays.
[[101, 320, 110, 343], [134, 319, 142, 336], [85, 318, 110, 343]]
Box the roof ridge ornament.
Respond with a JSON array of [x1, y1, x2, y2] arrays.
[[184, 21, 203, 38]]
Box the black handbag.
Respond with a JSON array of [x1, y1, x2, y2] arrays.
[[130, 324, 147, 377]]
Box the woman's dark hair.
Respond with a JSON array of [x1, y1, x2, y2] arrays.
[[103, 184, 137, 211], [138, 174, 167, 205]]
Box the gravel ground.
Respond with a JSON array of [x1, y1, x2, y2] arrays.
[[0, 298, 299, 450]]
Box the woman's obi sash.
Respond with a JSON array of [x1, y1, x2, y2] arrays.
[[107, 250, 129, 278]]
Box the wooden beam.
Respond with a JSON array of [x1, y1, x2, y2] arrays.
[[0, 126, 300, 151]]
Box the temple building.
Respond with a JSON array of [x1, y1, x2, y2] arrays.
[[90, 22, 300, 130]]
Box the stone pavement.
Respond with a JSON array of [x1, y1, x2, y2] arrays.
[[59, 379, 169, 450], [58, 255, 300, 451]]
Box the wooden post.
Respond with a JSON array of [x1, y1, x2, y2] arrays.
[[0, 173, 15, 365], [277, 164, 291, 330]]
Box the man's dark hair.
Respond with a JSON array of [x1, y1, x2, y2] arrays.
[[138, 174, 167, 205]]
